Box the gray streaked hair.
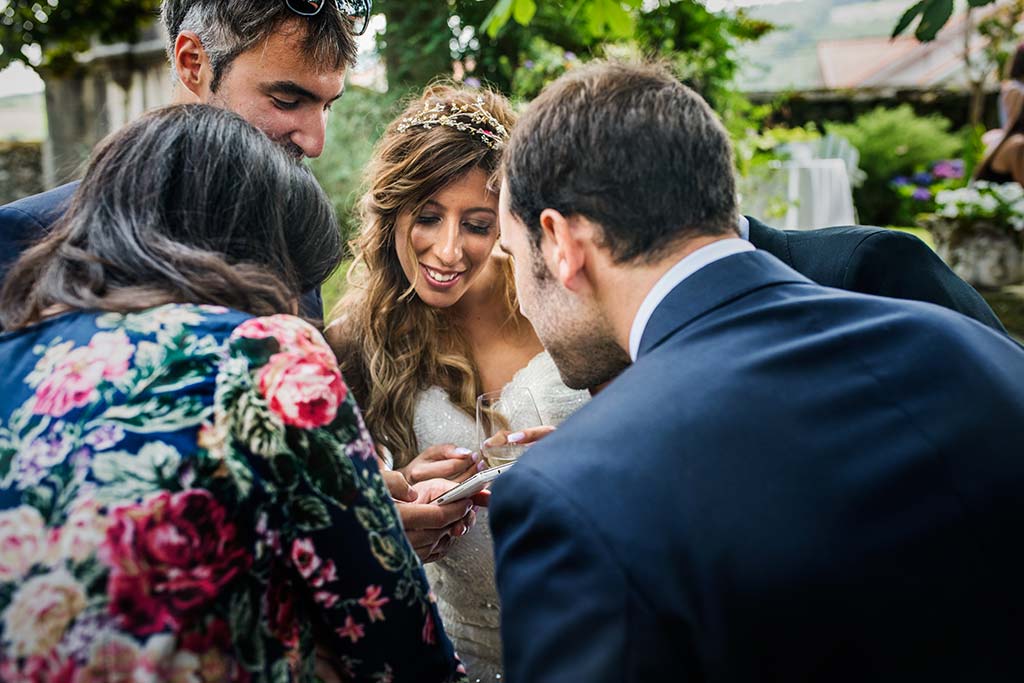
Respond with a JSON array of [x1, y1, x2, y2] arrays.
[[161, 0, 359, 91]]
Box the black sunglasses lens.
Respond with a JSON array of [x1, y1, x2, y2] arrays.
[[338, 0, 371, 35], [284, 0, 324, 16]]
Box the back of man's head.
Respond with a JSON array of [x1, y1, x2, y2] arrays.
[[161, 0, 358, 91], [503, 60, 738, 265]]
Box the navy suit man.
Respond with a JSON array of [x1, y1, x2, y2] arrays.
[[494, 60, 1024, 682]]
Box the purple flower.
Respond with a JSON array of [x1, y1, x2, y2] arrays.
[[464, 77, 481, 88], [891, 176, 910, 187], [84, 423, 124, 451], [912, 172, 934, 185], [911, 187, 933, 201], [932, 159, 964, 180], [524, 60, 535, 69], [17, 433, 73, 487], [564, 51, 577, 61]]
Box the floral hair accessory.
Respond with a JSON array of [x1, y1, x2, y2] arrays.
[[396, 96, 509, 150]]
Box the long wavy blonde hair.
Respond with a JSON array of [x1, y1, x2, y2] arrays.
[[327, 84, 519, 466]]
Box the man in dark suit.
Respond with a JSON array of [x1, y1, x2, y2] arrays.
[[744, 215, 1006, 333], [493, 60, 1024, 682]]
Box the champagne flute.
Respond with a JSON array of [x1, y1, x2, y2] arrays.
[[476, 387, 542, 468]]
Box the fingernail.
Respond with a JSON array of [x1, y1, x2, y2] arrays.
[[471, 451, 482, 463], [482, 436, 496, 448], [454, 447, 473, 456], [476, 461, 486, 472], [507, 431, 526, 443]]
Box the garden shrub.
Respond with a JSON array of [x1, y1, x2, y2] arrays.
[[309, 86, 410, 248], [827, 105, 961, 226]]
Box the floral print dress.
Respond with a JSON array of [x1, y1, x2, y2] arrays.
[[0, 304, 465, 683]]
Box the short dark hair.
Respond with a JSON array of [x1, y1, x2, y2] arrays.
[[162, 0, 359, 91], [503, 60, 738, 265], [0, 104, 342, 330]]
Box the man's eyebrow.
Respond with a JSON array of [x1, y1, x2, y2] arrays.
[[264, 81, 345, 104]]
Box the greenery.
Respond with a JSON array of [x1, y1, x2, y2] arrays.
[[0, 0, 160, 75], [374, 0, 770, 104], [932, 181, 1024, 233], [827, 106, 962, 226], [892, 0, 992, 42], [308, 86, 410, 248]]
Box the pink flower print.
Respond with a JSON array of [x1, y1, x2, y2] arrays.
[[33, 349, 105, 417], [88, 330, 134, 380], [358, 585, 389, 623], [336, 616, 365, 644], [100, 490, 250, 636], [257, 351, 347, 429], [314, 591, 339, 608], [422, 612, 437, 645], [311, 559, 337, 588], [32, 331, 134, 418], [290, 538, 321, 579]]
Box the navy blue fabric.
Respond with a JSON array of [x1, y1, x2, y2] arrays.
[[746, 215, 1007, 334], [0, 183, 325, 320], [491, 250, 1024, 682]]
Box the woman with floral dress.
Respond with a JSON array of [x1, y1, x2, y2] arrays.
[[0, 104, 464, 683]]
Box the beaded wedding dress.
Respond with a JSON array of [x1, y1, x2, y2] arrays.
[[414, 351, 589, 681]]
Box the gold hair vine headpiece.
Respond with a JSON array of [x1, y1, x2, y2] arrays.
[[396, 97, 509, 150]]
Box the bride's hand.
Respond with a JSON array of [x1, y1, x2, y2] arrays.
[[399, 444, 480, 485], [481, 425, 556, 450]]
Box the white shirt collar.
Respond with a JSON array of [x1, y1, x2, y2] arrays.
[[738, 215, 750, 241], [627, 238, 755, 361]]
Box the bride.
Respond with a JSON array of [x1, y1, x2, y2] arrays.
[[327, 84, 588, 679]]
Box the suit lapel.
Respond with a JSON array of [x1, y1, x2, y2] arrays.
[[637, 250, 811, 358], [745, 215, 794, 267]]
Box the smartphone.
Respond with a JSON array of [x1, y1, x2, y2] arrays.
[[431, 463, 515, 505]]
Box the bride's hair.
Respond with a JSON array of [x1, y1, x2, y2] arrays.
[[328, 84, 518, 466]]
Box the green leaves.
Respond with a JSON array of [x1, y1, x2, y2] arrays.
[[892, 0, 992, 41], [91, 442, 183, 502], [482, 0, 546, 38], [584, 0, 636, 39], [0, 0, 161, 74], [291, 495, 332, 532]]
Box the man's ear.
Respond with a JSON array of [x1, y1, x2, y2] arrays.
[[173, 31, 210, 100], [539, 208, 588, 290]]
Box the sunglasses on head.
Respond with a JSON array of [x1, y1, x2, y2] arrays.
[[283, 0, 373, 36]]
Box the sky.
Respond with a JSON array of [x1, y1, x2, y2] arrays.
[[0, 62, 43, 97]]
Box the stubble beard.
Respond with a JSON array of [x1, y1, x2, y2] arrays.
[[531, 280, 631, 391]]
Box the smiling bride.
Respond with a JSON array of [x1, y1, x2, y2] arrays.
[[326, 84, 591, 680]]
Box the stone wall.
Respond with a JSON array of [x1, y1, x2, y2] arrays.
[[0, 141, 43, 204], [42, 22, 171, 188]]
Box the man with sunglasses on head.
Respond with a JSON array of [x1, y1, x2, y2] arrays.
[[0, 0, 477, 570], [0, 0, 369, 318]]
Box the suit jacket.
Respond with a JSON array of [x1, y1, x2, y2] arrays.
[[0, 183, 325, 320], [490, 250, 1024, 682], [746, 216, 1007, 333]]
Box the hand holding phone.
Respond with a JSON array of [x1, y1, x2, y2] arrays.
[[431, 463, 514, 505]]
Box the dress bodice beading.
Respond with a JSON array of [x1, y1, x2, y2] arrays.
[[413, 351, 589, 681]]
